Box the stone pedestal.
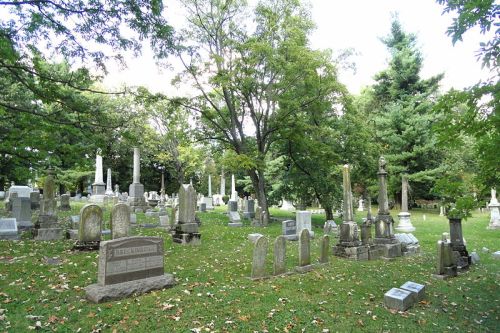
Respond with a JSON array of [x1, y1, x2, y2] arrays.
[[90, 182, 106, 203], [127, 183, 148, 212], [172, 184, 201, 245], [396, 212, 415, 232], [449, 218, 471, 270], [374, 214, 401, 259], [488, 203, 500, 229]]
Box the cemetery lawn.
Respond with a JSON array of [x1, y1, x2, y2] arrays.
[[0, 204, 498, 332]]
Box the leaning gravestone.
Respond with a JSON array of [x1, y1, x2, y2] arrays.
[[111, 203, 130, 239], [251, 235, 268, 280], [295, 229, 313, 273], [273, 236, 287, 276], [84, 236, 175, 303], [282, 220, 298, 240], [0, 218, 19, 240], [75, 204, 102, 250]]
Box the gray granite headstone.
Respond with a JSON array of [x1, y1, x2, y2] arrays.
[[79, 204, 102, 242], [384, 287, 414, 311], [0, 218, 18, 240], [282, 220, 298, 240], [273, 236, 286, 276], [12, 197, 32, 228], [111, 203, 130, 239], [130, 213, 137, 224], [320, 235, 330, 263], [400, 281, 425, 301], [59, 194, 71, 211], [295, 229, 312, 273], [251, 235, 268, 280]]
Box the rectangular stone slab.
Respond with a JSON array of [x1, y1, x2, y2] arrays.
[[98, 236, 164, 286], [384, 287, 414, 311], [400, 281, 425, 301]]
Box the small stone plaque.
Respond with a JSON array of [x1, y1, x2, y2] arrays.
[[384, 287, 414, 311], [400, 281, 425, 301], [98, 236, 164, 286], [0, 218, 18, 239]]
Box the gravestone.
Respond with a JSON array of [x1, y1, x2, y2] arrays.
[[487, 188, 500, 229], [159, 215, 169, 228], [296, 211, 314, 237], [373, 157, 401, 258], [7, 185, 31, 198], [127, 148, 149, 211], [395, 233, 421, 256], [432, 233, 457, 279], [449, 218, 471, 270], [252, 206, 266, 227], [470, 251, 480, 264], [248, 233, 263, 243], [282, 220, 298, 241], [30, 191, 40, 210], [273, 236, 286, 276], [75, 204, 102, 250], [384, 288, 414, 311], [396, 175, 415, 232], [323, 220, 338, 235], [12, 197, 32, 229], [295, 229, 313, 273], [59, 194, 71, 211], [243, 199, 255, 219], [251, 235, 268, 280], [320, 235, 330, 263], [90, 149, 106, 203], [36, 169, 62, 240], [0, 218, 19, 240], [84, 236, 175, 303], [111, 203, 130, 239], [172, 184, 201, 245], [400, 281, 425, 302], [199, 202, 207, 212], [130, 213, 137, 224]]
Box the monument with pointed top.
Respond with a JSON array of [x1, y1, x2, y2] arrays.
[[90, 149, 106, 203], [202, 174, 214, 210], [373, 157, 401, 258], [105, 168, 114, 196], [332, 164, 370, 260], [396, 175, 415, 232], [172, 184, 201, 245], [127, 147, 148, 212]]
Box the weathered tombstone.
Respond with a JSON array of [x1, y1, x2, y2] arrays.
[[333, 164, 370, 260], [111, 203, 130, 239], [396, 175, 415, 232], [199, 202, 207, 212], [323, 220, 338, 235], [449, 218, 471, 270], [130, 213, 137, 224], [0, 218, 19, 240], [295, 229, 313, 273], [273, 236, 286, 275], [159, 215, 169, 228], [373, 157, 401, 258], [248, 233, 263, 243], [252, 206, 265, 227], [488, 188, 500, 229], [75, 204, 102, 249], [30, 191, 40, 210], [243, 199, 255, 219], [282, 220, 298, 241], [36, 169, 62, 240], [84, 236, 175, 303], [384, 288, 414, 311], [251, 235, 268, 280], [172, 184, 201, 245], [320, 235, 330, 264], [127, 148, 149, 211], [432, 233, 457, 279], [470, 251, 480, 264], [59, 194, 71, 211], [400, 281, 426, 302], [11, 197, 32, 229], [296, 210, 314, 237]]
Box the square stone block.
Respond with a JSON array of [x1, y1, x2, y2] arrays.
[[384, 287, 414, 311], [400, 281, 425, 301], [179, 223, 199, 233]]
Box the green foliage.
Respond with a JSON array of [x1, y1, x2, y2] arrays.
[[433, 175, 477, 219]]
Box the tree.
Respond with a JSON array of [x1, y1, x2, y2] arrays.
[[359, 18, 444, 204], [164, 0, 346, 223]]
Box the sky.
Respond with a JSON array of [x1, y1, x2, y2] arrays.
[[103, 0, 493, 96]]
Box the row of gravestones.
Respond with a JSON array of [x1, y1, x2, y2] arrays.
[[250, 229, 329, 279]]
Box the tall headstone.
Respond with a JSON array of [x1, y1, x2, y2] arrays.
[[295, 229, 313, 272], [273, 236, 286, 275], [84, 236, 175, 303], [396, 175, 415, 232], [296, 210, 314, 237], [127, 148, 148, 212], [220, 171, 226, 197], [333, 164, 369, 260], [320, 235, 330, 264], [488, 188, 500, 229], [59, 193, 71, 211], [172, 184, 201, 245], [251, 235, 268, 280], [373, 157, 401, 258], [432, 233, 457, 279], [449, 217, 471, 270], [90, 149, 106, 203], [30, 191, 40, 210], [36, 169, 62, 240], [243, 198, 255, 219], [111, 203, 130, 239], [230, 174, 237, 200], [12, 197, 32, 229], [75, 204, 102, 249], [105, 168, 114, 196]]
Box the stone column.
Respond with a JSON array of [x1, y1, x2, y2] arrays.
[[91, 150, 105, 200], [220, 171, 225, 196], [337, 164, 361, 248], [208, 174, 212, 197], [377, 158, 389, 215], [231, 174, 237, 200], [343, 164, 354, 222], [396, 175, 415, 232], [488, 188, 500, 229], [133, 147, 140, 184], [105, 168, 113, 196], [94, 151, 104, 185]]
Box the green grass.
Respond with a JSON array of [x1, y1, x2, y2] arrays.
[[0, 203, 498, 332]]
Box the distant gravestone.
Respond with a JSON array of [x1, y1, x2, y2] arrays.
[[111, 203, 130, 239], [0, 218, 18, 240], [243, 199, 255, 219], [251, 235, 268, 280], [59, 194, 71, 211], [84, 236, 175, 303], [248, 233, 263, 243], [172, 184, 201, 245], [30, 191, 40, 210], [296, 211, 314, 237], [11, 197, 32, 229], [282, 220, 298, 241], [159, 215, 170, 228], [320, 235, 330, 264], [199, 202, 207, 212], [130, 213, 137, 224], [273, 236, 286, 276], [295, 229, 313, 273], [228, 211, 242, 227], [77, 204, 102, 248]]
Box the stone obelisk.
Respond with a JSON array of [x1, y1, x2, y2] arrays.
[[396, 175, 415, 232], [220, 171, 226, 197], [90, 149, 106, 203], [231, 174, 237, 200], [203, 174, 214, 210], [127, 147, 148, 212], [105, 168, 114, 196], [373, 157, 401, 258]]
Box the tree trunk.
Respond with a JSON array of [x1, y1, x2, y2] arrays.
[[324, 206, 334, 220], [248, 168, 269, 226]]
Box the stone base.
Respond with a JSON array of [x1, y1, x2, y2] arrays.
[[243, 212, 255, 219], [452, 249, 471, 270], [396, 212, 415, 232], [89, 194, 106, 203], [73, 241, 100, 251], [85, 274, 175, 303], [35, 228, 63, 241], [0, 234, 20, 240], [128, 183, 144, 198], [402, 245, 421, 256], [333, 244, 370, 260], [17, 221, 34, 230], [283, 235, 298, 241], [432, 266, 457, 280], [228, 222, 243, 227], [368, 246, 383, 260], [384, 288, 414, 311], [127, 196, 149, 212], [59, 205, 71, 211], [172, 232, 201, 245], [38, 214, 57, 225], [295, 264, 315, 273], [375, 243, 402, 258]]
